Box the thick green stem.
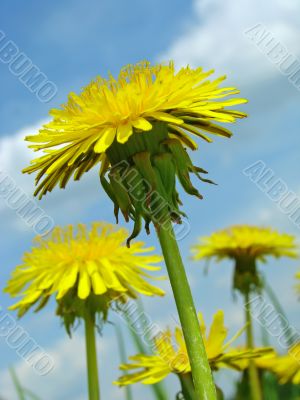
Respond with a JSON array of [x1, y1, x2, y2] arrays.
[[85, 313, 100, 400], [156, 217, 216, 400], [244, 292, 262, 400]]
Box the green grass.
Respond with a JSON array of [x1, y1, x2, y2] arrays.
[[124, 299, 168, 400], [9, 368, 41, 400]]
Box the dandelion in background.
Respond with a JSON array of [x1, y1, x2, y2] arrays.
[[191, 225, 298, 400], [23, 60, 247, 399], [115, 310, 273, 398], [257, 342, 300, 385], [4, 222, 164, 400], [234, 342, 300, 387]]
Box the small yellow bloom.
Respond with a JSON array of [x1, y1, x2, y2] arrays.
[[238, 343, 300, 385], [261, 343, 300, 385], [24, 61, 246, 200], [191, 225, 298, 293], [4, 222, 164, 327], [115, 310, 272, 386], [191, 225, 297, 262]]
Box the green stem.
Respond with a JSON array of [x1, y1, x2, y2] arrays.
[[244, 292, 262, 400], [156, 217, 216, 400], [85, 313, 100, 400], [179, 373, 197, 400]]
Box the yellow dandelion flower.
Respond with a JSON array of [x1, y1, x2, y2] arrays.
[[238, 343, 300, 385], [192, 225, 297, 399], [220, 346, 277, 371], [261, 343, 300, 385], [192, 225, 297, 262], [191, 225, 297, 293], [23, 61, 246, 243], [115, 310, 272, 386], [4, 222, 164, 331], [24, 61, 246, 198]]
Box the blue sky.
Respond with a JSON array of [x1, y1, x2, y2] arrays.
[[0, 0, 193, 135], [0, 0, 300, 399]]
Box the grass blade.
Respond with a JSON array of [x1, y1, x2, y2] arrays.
[[115, 324, 134, 400], [124, 299, 168, 400], [9, 368, 26, 400], [9, 368, 41, 400], [263, 279, 295, 347]]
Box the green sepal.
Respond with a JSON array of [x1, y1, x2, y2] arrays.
[[177, 168, 203, 199], [100, 174, 117, 204], [109, 168, 132, 222], [164, 139, 194, 169], [56, 288, 129, 337], [126, 213, 142, 247], [165, 139, 203, 199], [122, 166, 150, 217], [233, 256, 263, 295], [152, 165, 172, 206], [132, 151, 157, 193], [144, 217, 151, 235], [152, 153, 176, 202]]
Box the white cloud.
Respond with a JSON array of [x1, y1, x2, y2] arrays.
[[0, 333, 113, 400], [0, 122, 105, 238], [160, 0, 300, 86]]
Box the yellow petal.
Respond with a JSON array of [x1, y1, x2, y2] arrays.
[[117, 123, 133, 143], [46, 151, 73, 174], [56, 265, 79, 299], [78, 269, 91, 299], [94, 127, 116, 153], [149, 112, 184, 125], [91, 272, 107, 295], [100, 259, 125, 291], [132, 118, 152, 131], [206, 310, 227, 357]]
